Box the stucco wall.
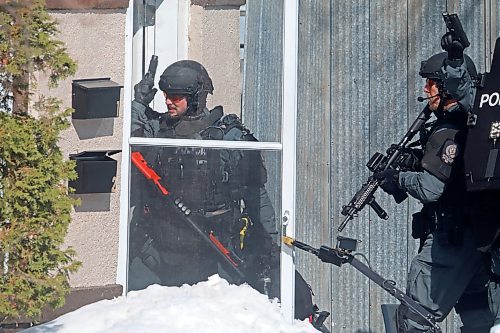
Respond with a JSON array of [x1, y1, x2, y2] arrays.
[[34, 3, 242, 289], [188, 5, 242, 116], [37, 9, 126, 287]]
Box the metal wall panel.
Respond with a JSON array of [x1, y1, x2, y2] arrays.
[[329, 1, 371, 332], [241, 0, 283, 218], [295, 0, 333, 327], [243, 0, 497, 332], [368, 1, 411, 331], [492, 0, 499, 63], [241, 0, 283, 143]]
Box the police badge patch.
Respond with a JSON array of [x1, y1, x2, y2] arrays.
[[441, 140, 459, 165]]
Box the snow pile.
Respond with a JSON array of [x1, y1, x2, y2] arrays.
[[22, 275, 319, 333]]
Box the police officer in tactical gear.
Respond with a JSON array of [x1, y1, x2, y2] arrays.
[[374, 33, 494, 332], [129, 60, 317, 322]]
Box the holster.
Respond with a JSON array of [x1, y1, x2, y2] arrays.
[[411, 205, 437, 240], [411, 204, 464, 246]]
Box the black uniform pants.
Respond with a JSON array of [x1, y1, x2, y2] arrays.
[[398, 228, 493, 333]]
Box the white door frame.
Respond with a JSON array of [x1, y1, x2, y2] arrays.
[[280, 0, 299, 323], [118, 0, 300, 323]]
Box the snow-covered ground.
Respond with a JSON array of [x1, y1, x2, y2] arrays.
[[22, 275, 319, 333]]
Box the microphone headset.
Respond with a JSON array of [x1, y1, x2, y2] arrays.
[[417, 94, 439, 102]]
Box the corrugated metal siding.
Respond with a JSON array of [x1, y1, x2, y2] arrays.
[[241, 0, 283, 143], [243, 1, 498, 332], [329, 2, 372, 331], [241, 0, 283, 214], [368, 1, 411, 331], [296, 0, 333, 327]]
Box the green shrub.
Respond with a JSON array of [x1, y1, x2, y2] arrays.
[[0, 0, 80, 321]]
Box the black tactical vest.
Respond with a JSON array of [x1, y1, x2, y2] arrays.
[[154, 107, 266, 214], [421, 109, 468, 206]]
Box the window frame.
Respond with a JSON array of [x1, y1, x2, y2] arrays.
[[118, 0, 299, 322]]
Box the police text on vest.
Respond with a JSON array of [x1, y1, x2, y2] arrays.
[[479, 92, 500, 108]]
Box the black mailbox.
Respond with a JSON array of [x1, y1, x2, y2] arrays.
[[69, 150, 121, 193], [72, 78, 123, 119]]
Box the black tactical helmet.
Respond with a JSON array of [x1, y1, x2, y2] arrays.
[[159, 60, 214, 116], [419, 52, 477, 83], [419, 52, 477, 110]]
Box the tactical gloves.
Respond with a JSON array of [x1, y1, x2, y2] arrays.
[[441, 32, 465, 61], [134, 77, 157, 106], [374, 169, 400, 194], [385, 144, 423, 172], [373, 169, 407, 203]]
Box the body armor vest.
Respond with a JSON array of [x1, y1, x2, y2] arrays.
[[421, 110, 468, 206], [154, 107, 265, 214], [158, 146, 236, 213]]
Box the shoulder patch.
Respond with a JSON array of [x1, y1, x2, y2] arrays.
[[440, 140, 459, 165]]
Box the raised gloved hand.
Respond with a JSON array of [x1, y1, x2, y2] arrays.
[[134, 77, 157, 106], [441, 32, 465, 61], [373, 169, 401, 194]]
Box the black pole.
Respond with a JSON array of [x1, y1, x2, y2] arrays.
[[348, 257, 441, 332], [290, 238, 442, 333]]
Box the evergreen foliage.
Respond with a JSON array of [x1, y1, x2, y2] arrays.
[[0, 0, 80, 321]]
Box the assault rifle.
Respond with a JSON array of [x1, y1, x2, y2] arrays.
[[284, 236, 442, 333], [131, 151, 246, 282], [338, 107, 433, 232]]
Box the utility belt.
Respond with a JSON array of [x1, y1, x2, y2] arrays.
[[411, 203, 466, 246], [198, 199, 240, 214], [206, 207, 276, 269], [205, 208, 243, 240]]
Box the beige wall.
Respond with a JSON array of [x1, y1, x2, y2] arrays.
[[35, 3, 243, 289], [38, 9, 127, 287], [188, 4, 242, 116]]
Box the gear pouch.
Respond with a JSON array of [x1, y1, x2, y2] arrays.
[[411, 211, 436, 239], [435, 207, 464, 246]]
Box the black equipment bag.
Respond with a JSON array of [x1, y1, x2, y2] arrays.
[[464, 37, 500, 191]]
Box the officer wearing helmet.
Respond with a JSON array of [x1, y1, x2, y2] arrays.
[[131, 60, 218, 138], [128, 60, 318, 322], [374, 33, 494, 332]]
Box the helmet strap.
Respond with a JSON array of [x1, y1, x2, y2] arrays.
[[434, 81, 448, 114], [185, 94, 199, 116]]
